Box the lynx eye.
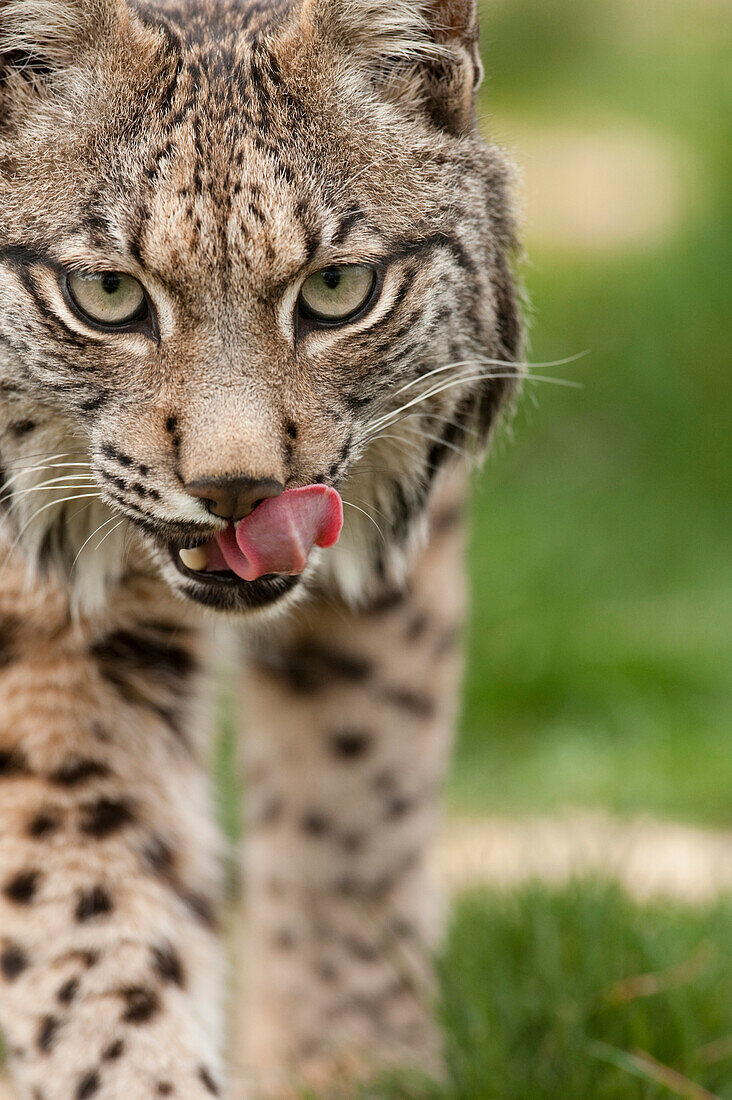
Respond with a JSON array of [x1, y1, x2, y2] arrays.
[[65, 271, 147, 327], [298, 264, 376, 325]]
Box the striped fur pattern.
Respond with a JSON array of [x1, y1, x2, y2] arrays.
[[0, 0, 521, 1095]]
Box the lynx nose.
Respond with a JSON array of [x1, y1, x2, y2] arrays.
[[185, 475, 284, 522]]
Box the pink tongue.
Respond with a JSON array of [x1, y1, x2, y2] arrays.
[[213, 485, 343, 582]]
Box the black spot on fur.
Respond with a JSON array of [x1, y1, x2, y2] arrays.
[[8, 418, 35, 436], [344, 935, 379, 962], [177, 888, 217, 930], [102, 470, 128, 493], [90, 628, 194, 741], [80, 393, 109, 414], [264, 642, 372, 694], [143, 835, 176, 876], [0, 747, 28, 775], [339, 435, 352, 463], [92, 628, 194, 679], [151, 943, 186, 988], [37, 1015, 60, 1053], [102, 1039, 124, 1061], [157, 1084, 173, 1096], [101, 442, 133, 468], [79, 797, 134, 838], [57, 977, 80, 1005], [431, 502, 463, 534], [76, 1070, 100, 1098], [301, 811, 329, 837], [363, 588, 407, 615], [120, 985, 160, 1024], [386, 795, 414, 820], [285, 420, 298, 440], [50, 758, 110, 787], [55, 981, 78, 1007], [381, 686, 435, 718], [1, 943, 29, 980], [391, 917, 417, 939], [4, 870, 40, 904], [198, 1067, 220, 1096], [91, 628, 194, 702], [329, 729, 372, 759], [75, 885, 113, 922], [405, 612, 429, 641], [70, 950, 99, 970], [28, 811, 60, 838]]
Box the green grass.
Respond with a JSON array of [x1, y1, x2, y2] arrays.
[[448, 0, 732, 823], [353, 881, 732, 1100]]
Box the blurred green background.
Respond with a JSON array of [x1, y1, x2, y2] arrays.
[[409, 2, 732, 1094], [452, 0, 732, 824]]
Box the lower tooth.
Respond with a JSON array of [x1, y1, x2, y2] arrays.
[[179, 546, 209, 571]]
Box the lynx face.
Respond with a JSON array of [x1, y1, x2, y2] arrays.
[[0, 0, 521, 614]]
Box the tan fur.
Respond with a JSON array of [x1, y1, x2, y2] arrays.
[[0, 0, 521, 1094], [235, 472, 466, 1095]]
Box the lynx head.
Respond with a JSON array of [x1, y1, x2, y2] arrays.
[[0, 0, 521, 614]]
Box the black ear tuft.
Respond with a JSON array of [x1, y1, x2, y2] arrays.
[[420, 0, 483, 133], [301, 0, 482, 134]]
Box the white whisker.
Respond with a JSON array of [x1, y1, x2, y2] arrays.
[[368, 369, 579, 438], [94, 518, 125, 553], [351, 496, 391, 522], [5, 476, 98, 498], [374, 351, 586, 409], [0, 493, 103, 575], [378, 429, 472, 464], [1, 450, 89, 467], [1, 460, 93, 492], [341, 500, 386, 543], [71, 513, 121, 571], [398, 410, 482, 440], [367, 372, 505, 432]]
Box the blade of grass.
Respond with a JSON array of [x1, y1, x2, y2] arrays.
[[694, 1034, 732, 1067], [587, 1040, 722, 1100], [598, 942, 714, 1006]]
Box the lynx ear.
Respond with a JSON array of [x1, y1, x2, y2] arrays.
[[301, 0, 482, 134], [0, 0, 114, 88]]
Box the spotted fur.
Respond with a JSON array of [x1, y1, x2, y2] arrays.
[[0, 0, 521, 1095]]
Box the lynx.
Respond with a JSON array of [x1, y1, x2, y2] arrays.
[[0, 0, 521, 1095]]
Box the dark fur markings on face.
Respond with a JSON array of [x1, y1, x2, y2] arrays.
[[0, 0, 520, 613]]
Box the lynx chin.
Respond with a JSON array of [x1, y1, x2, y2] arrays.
[[0, 0, 522, 1095]]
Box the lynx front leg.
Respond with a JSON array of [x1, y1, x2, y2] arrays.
[[0, 564, 226, 1099], [236, 488, 466, 1097]]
